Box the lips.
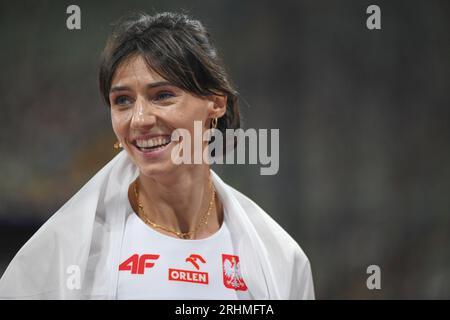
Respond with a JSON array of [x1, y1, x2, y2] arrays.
[[134, 136, 171, 150], [129, 135, 172, 155]]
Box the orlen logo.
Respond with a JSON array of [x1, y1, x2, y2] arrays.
[[169, 254, 208, 284], [185, 254, 206, 270], [119, 254, 160, 275]]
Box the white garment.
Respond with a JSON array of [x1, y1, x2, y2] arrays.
[[0, 151, 314, 299], [117, 207, 252, 300]]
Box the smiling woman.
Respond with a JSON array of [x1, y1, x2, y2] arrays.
[[0, 11, 314, 300], [107, 55, 223, 177]]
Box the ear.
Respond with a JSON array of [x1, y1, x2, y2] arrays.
[[206, 94, 227, 119]]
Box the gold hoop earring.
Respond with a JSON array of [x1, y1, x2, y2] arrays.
[[113, 141, 123, 149], [211, 118, 218, 129]]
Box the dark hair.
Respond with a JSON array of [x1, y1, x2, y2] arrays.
[[99, 11, 240, 147]]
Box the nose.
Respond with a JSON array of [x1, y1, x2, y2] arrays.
[[130, 96, 157, 131]]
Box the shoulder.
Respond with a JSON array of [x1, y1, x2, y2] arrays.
[[226, 184, 310, 267], [227, 184, 314, 299]]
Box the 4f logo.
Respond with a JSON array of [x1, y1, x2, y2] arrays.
[[119, 254, 160, 274]]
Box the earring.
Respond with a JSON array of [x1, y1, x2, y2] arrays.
[[211, 118, 218, 129], [113, 141, 123, 149], [207, 118, 218, 142]]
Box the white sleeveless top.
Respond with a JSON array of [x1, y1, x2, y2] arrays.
[[116, 202, 252, 300]]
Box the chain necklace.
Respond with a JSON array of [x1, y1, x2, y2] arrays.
[[133, 178, 215, 240]]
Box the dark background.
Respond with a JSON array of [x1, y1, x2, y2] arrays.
[[0, 0, 449, 299]]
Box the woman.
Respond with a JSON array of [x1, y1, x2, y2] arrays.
[[0, 12, 314, 299]]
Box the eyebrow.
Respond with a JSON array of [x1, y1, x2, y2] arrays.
[[109, 81, 174, 94]]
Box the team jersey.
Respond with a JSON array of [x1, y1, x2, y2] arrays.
[[116, 203, 252, 300]]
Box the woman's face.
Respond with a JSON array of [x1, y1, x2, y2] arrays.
[[109, 55, 225, 178]]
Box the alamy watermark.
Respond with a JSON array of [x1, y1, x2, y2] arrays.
[[366, 265, 381, 290], [170, 121, 279, 176], [66, 5, 81, 30], [66, 265, 81, 290], [366, 5, 381, 30], [65, 4, 381, 31]]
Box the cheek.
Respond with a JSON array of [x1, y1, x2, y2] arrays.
[[173, 98, 210, 128], [111, 110, 131, 137]]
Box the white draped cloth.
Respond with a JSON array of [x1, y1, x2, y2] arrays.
[[0, 151, 314, 299]]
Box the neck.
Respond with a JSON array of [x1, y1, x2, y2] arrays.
[[132, 164, 221, 238]]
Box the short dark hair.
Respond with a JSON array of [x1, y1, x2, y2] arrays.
[[99, 12, 240, 143]]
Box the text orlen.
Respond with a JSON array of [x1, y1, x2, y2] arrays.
[[169, 268, 209, 284], [171, 121, 279, 175]]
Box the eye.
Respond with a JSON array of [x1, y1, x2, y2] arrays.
[[153, 91, 175, 101], [113, 95, 133, 106]]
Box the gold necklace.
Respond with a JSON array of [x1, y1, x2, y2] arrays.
[[133, 179, 215, 240]]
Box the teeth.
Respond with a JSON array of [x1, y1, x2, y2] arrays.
[[136, 136, 170, 148]]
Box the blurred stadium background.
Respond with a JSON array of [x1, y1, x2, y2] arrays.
[[0, 0, 449, 298]]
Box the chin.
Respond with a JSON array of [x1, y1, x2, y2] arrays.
[[136, 160, 179, 180]]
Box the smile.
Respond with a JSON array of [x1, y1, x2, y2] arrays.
[[131, 135, 172, 160], [133, 135, 171, 152]]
